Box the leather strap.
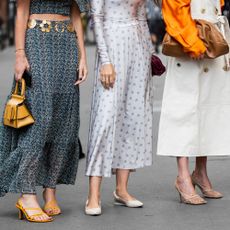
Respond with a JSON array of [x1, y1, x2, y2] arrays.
[[14, 79, 26, 97]]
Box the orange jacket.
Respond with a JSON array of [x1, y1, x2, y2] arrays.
[[162, 0, 225, 57]]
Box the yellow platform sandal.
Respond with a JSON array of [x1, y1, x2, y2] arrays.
[[43, 199, 62, 216], [16, 199, 54, 223]]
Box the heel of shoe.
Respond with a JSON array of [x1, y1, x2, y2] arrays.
[[114, 201, 124, 206], [178, 193, 183, 203], [175, 177, 207, 205], [16, 200, 54, 223], [18, 209, 24, 220], [175, 183, 182, 203], [177, 189, 185, 203]]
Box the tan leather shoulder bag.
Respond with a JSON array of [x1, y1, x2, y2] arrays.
[[162, 19, 229, 59]]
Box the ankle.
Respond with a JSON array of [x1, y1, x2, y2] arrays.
[[44, 188, 56, 194], [43, 188, 57, 201], [193, 169, 207, 178], [177, 174, 191, 182], [88, 194, 100, 202], [116, 188, 128, 196], [21, 194, 37, 200], [20, 194, 39, 207]]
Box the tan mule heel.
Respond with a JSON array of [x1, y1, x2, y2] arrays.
[[191, 172, 223, 199], [16, 199, 54, 223], [175, 177, 207, 205]]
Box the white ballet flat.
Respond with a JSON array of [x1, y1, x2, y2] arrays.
[[113, 191, 143, 208], [85, 200, 102, 216]]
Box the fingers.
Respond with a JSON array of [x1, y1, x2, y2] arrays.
[[109, 73, 116, 88], [105, 74, 110, 89], [14, 70, 24, 82], [100, 64, 116, 90], [101, 74, 111, 89], [100, 74, 107, 89], [200, 54, 205, 60], [190, 53, 205, 60], [100, 73, 116, 90], [15, 56, 30, 81], [26, 62, 30, 71], [75, 66, 88, 85], [75, 77, 86, 85], [15, 74, 22, 82]]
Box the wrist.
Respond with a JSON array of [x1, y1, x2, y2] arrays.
[[102, 62, 112, 66], [101, 58, 112, 66], [15, 52, 26, 59], [15, 48, 25, 53], [15, 49, 26, 56], [80, 56, 87, 63], [80, 53, 86, 60]]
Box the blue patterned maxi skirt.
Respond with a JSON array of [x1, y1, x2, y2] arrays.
[[0, 20, 80, 196]]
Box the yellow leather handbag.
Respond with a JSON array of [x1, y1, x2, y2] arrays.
[[3, 79, 35, 129]]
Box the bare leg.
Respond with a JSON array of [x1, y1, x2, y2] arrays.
[[176, 157, 207, 204], [193, 157, 212, 188], [115, 169, 135, 201], [43, 188, 57, 202], [20, 194, 52, 221], [192, 157, 223, 198], [43, 188, 61, 215], [87, 176, 102, 208], [176, 157, 196, 194]]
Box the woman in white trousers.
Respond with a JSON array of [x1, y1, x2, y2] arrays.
[[157, 0, 230, 204]]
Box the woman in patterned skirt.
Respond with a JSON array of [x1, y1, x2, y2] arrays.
[[0, 0, 88, 222], [85, 0, 154, 215]]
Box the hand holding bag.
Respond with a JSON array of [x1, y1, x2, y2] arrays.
[[162, 19, 229, 59], [3, 79, 35, 129]]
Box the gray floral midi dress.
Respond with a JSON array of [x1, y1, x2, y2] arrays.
[[86, 0, 154, 177], [0, 0, 89, 196]]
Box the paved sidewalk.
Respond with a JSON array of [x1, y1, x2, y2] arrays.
[[0, 47, 230, 230]]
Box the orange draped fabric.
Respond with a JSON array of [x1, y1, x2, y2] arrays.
[[221, 0, 225, 7], [162, 0, 225, 57]]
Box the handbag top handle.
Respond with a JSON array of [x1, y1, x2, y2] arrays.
[[13, 79, 26, 97]]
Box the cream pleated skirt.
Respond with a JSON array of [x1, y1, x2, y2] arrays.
[[86, 19, 154, 177]]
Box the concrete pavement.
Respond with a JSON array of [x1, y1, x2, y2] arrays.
[[0, 47, 230, 230]]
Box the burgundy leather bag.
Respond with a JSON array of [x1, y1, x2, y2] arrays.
[[151, 54, 166, 76]]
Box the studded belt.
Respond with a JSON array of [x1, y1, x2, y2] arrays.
[[27, 19, 75, 33]]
